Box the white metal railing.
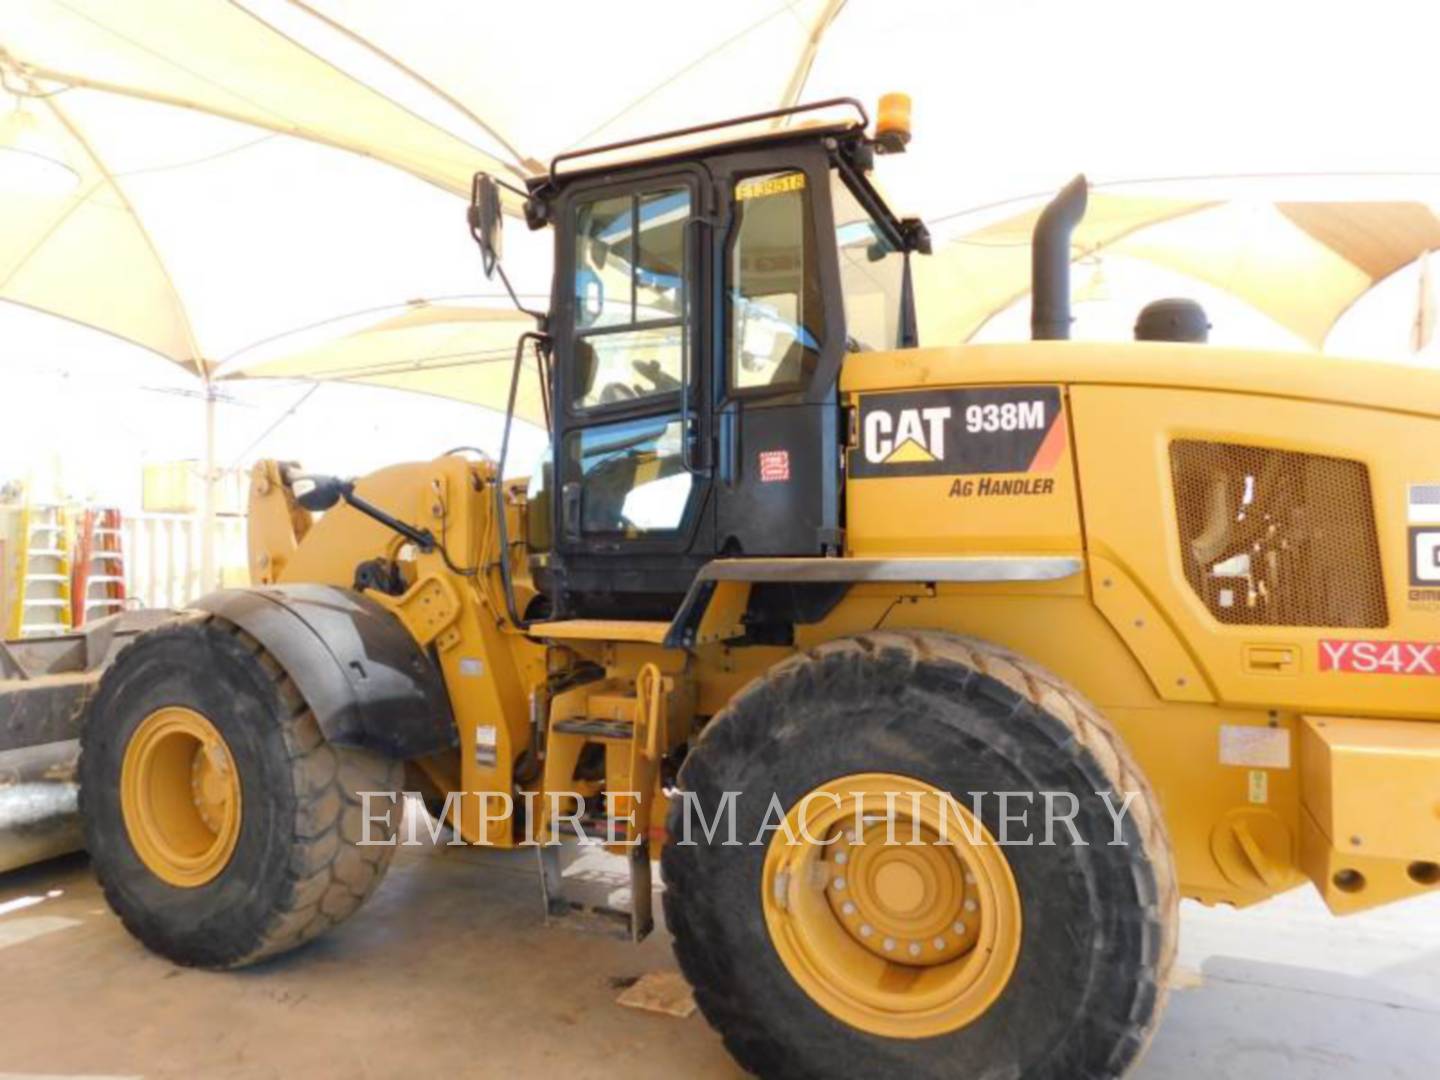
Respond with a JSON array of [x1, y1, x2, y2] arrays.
[[123, 513, 249, 610]]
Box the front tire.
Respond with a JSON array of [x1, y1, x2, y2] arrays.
[[662, 631, 1177, 1079], [80, 613, 402, 968]]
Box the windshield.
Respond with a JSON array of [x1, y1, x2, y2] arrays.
[[572, 187, 690, 409], [830, 173, 906, 351]]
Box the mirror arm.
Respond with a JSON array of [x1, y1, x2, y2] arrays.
[[338, 484, 437, 553], [493, 331, 552, 630], [898, 252, 919, 348]]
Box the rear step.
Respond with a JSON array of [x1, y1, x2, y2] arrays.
[[537, 827, 653, 942], [535, 664, 678, 942]]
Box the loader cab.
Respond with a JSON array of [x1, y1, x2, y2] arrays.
[[520, 101, 926, 619]]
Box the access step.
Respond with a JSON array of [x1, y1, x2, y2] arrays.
[[537, 836, 654, 942], [551, 717, 633, 740], [527, 619, 671, 645]]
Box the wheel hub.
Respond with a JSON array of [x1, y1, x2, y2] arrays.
[[763, 773, 1022, 1039], [824, 824, 978, 967], [120, 706, 241, 888]]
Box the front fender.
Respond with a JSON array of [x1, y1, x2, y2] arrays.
[[192, 585, 456, 759]]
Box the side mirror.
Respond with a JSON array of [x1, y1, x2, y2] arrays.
[[291, 474, 349, 512], [470, 173, 504, 279]]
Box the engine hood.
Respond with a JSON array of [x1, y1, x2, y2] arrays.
[[840, 341, 1440, 420]]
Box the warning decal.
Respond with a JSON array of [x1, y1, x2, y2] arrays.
[[850, 386, 1065, 479], [758, 449, 790, 483], [1408, 484, 1440, 525]]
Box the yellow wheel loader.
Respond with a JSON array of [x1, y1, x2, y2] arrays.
[[77, 97, 1440, 1078]]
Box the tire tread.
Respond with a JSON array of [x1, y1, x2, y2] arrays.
[[81, 613, 401, 968], [662, 630, 1179, 1079]]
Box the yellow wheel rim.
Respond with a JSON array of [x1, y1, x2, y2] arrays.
[[120, 706, 241, 888], [762, 773, 1022, 1039]]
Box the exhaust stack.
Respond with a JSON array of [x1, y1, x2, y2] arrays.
[[1030, 174, 1088, 340]]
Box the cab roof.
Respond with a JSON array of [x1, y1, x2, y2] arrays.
[[527, 98, 870, 194]]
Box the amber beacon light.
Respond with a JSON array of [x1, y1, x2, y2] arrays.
[[875, 92, 912, 149]]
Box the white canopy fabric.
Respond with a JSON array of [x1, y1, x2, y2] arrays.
[[3, 0, 523, 194], [282, 0, 846, 165], [0, 0, 843, 376], [0, 93, 517, 371], [797, 0, 1440, 224], [0, 5, 546, 374], [915, 187, 1440, 349], [228, 302, 547, 424], [10, 0, 1440, 376]]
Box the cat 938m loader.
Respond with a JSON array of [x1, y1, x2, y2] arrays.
[[80, 97, 1440, 1079]]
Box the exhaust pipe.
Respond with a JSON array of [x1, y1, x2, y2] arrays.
[[1030, 174, 1089, 340]]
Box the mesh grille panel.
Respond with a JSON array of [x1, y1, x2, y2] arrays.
[[1170, 440, 1387, 628]]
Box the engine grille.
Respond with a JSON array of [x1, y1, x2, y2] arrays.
[[1169, 440, 1387, 628]]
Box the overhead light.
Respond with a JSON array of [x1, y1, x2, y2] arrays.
[[0, 100, 80, 196], [874, 92, 912, 153]]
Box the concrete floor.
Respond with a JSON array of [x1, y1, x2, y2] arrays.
[[1, 831, 1438, 1080]]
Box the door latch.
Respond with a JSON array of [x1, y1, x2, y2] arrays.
[[1244, 644, 1299, 675]]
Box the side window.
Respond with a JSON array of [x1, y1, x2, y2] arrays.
[[572, 186, 690, 409], [563, 417, 695, 535], [729, 170, 823, 391], [831, 173, 906, 351]]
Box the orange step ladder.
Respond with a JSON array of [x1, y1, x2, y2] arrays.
[[72, 507, 127, 627]]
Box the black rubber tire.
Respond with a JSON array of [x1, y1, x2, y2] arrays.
[[662, 631, 1178, 1080], [79, 612, 402, 968]]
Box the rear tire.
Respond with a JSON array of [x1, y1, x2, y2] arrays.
[[80, 613, 402, 968], [662, 631, 1177, 1079]]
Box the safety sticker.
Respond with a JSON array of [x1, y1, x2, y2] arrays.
[[758, 449, 790, 483], [850, 386, 1065, 479], [1408, 484, 1440, 525], [1319, 639, 1440, 676], [1219, 725, 1291, 769], [474, 724, 498, 767], [1247, 770, 1269, 805]]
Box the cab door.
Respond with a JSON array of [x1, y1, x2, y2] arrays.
[[710, 144, 845, 555], [548, 165, 716, 608]]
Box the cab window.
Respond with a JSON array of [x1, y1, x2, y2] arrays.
[[728, 170, 824, 391], [831, 174, 906, 351], [572, 187, 690, 409], [563, 416, 693, 536]]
